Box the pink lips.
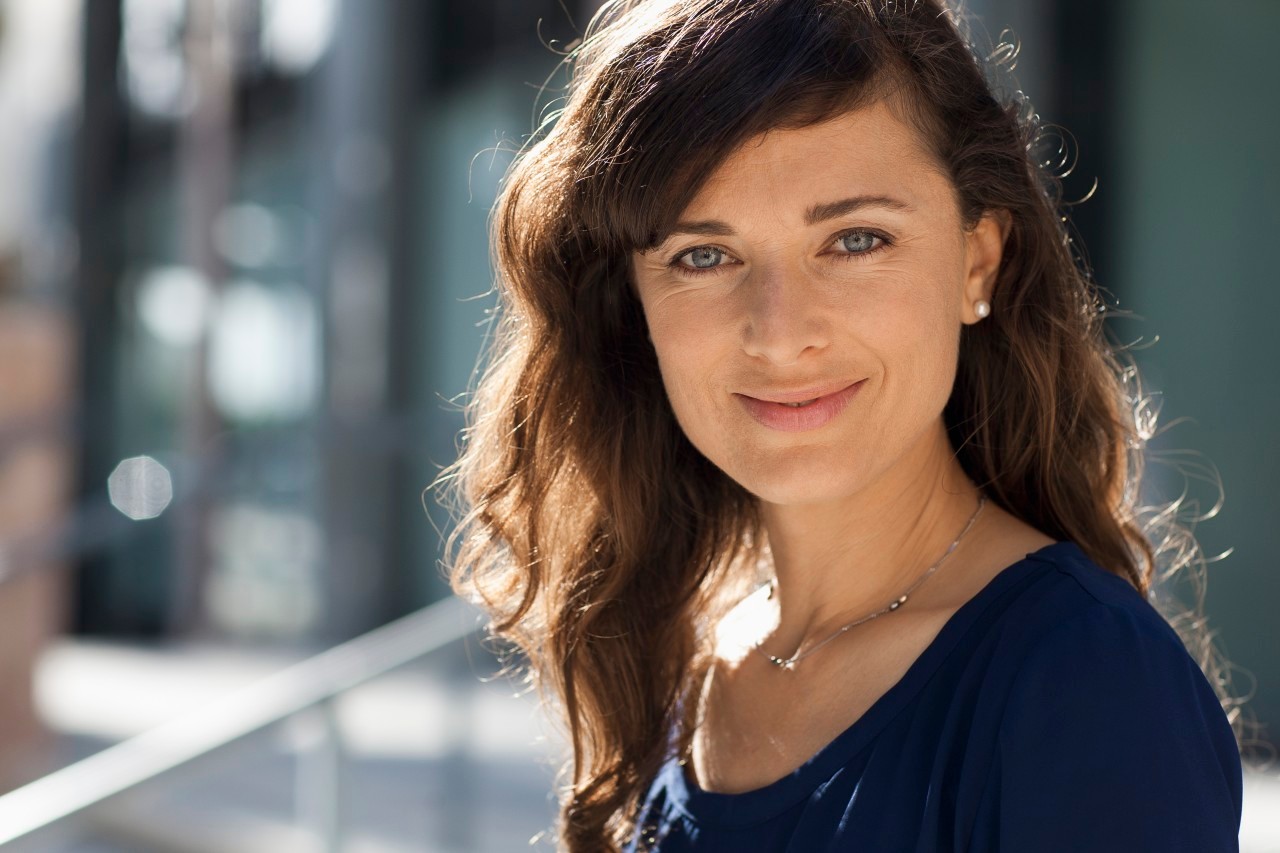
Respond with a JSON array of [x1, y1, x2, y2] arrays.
[[735, 380, 866, 432]]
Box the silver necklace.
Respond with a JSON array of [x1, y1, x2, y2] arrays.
[[751, 494, 987, 671]]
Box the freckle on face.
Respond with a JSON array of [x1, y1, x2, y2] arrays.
[[632, 100, 969, 507]]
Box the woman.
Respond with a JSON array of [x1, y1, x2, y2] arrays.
[[434, 0, 1250, 850]]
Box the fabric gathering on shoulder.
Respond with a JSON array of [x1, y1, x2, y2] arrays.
[[623, 540, 1244, 853]]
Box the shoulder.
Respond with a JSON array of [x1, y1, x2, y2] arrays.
[[999, 540, 1233, 756], [983, 540, 1244, 851], [995, 539, 1193, 663], [1056, 554, 1179, 631]]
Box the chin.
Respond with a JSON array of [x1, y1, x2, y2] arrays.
[[753, 482, 854, 507], [729, 456, 862, 507]]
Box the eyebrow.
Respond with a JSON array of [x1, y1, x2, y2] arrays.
[[665, 194, 916, 239], [804, 194, 916, 225]]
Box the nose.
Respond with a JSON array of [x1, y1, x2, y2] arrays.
[[740, 269, 831, 366]]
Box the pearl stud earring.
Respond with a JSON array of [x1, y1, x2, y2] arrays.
[[974, 300, 990, 319]]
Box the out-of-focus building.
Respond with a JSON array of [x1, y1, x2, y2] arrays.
[[0, 296, 75, 793], [0, 0, 80, 794]]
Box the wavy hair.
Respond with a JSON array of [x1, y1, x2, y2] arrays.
[[431, 1, 1261, 849]]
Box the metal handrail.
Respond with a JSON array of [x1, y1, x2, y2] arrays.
[[0, 592, 485, 847]]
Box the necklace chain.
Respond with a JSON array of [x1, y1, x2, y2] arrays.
[[751, 494, 987, 671]]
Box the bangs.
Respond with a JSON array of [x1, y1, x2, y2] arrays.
[[564, 0, 912, 257]]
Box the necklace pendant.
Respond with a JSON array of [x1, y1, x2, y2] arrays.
[[752, 493, 985, 674]]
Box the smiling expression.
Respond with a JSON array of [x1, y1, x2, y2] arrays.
[[629, 98, 1002, 506]]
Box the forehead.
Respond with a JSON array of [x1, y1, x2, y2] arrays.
[[680, 99, 950, 216]]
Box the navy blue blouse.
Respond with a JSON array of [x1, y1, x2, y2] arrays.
[[624, 540, 1243, 852]]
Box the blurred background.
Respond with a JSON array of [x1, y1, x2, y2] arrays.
[[0, 0, 1274, 851]]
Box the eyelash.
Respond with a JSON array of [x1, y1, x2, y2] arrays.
[[666, 228, 894, 278]]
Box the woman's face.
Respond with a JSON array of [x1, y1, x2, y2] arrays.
[[630, 99, 1006, 506]]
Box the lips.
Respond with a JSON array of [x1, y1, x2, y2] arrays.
[[735, 379, 866, 432], [743, 380, 861, 404]]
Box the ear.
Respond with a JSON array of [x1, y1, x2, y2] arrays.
[[963, 209, 1011, 323]]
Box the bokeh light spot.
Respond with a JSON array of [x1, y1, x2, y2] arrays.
[[107, 456, 174, 520]]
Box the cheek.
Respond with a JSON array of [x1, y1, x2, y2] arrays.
[[651, 329, 717, 417], [644, 301, 740, 448], [868, 279, 962, 403], [645, 290, 734, 367]]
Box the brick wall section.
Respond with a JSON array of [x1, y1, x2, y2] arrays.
[[0, 302, 74, 794]]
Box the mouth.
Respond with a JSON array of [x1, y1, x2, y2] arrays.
[[734, 379, 866, 433], [739, 379, 864, 405]]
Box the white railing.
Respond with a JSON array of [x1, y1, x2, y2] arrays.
[[0, 593, 483, 850]]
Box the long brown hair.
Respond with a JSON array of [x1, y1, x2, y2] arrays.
[[432, 1, 1260, 849]]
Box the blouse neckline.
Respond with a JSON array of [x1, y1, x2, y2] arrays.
[[662, 539, 1082, 828]]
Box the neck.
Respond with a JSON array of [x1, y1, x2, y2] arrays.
[[756, 420, 985, 661]]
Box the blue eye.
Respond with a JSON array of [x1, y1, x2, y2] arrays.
[[685, 247, 724, 269], [668, 245, 736, 277], [837, 230, 881, 253]]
